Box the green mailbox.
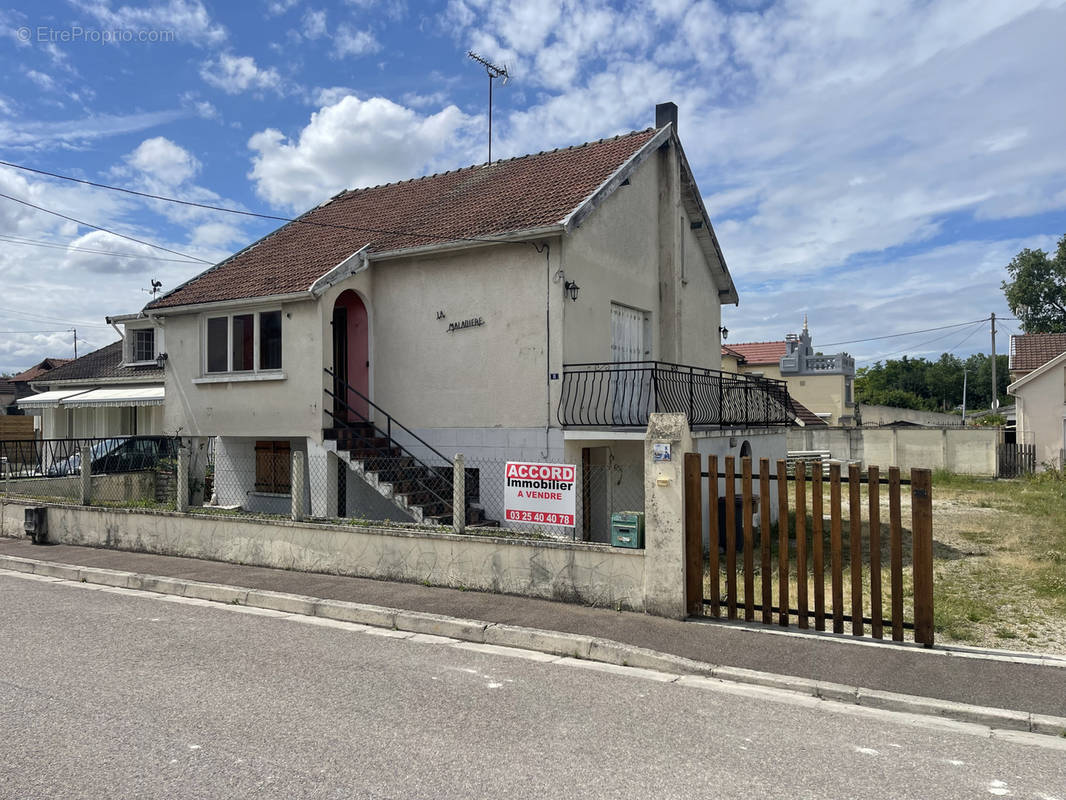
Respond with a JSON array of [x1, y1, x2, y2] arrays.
[[610, 511, 645, 549]]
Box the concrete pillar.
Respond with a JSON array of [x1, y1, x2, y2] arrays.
[[453, 453, 465, 535], [643, 413, 694, 618], [79, 445, 91, 505], [291, 450, 306, 522], [176, 445, 189, 513]]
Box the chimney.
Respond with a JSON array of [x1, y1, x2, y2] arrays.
[[655, 101, 678, 129]]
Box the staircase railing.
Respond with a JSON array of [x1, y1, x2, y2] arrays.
[[323, 368, 460, 522]]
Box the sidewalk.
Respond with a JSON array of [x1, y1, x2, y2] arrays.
[[2, 537, 1064, 719]]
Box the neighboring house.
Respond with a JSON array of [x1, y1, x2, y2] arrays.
[[17, 320, 165, 439], [723, 318, 856, 425], [0, 379, 15, 414], [1008, 333, 1066, 470], [4, 357, 73, 417], [138, 103, 792, 530]]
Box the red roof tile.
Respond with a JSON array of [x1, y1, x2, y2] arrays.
[[10, 357, 74, 383], [725, 341, 787, 366], [150, 128, 661, 310], [1010, 333, 1066, 373]]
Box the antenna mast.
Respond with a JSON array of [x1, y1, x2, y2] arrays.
[[467, 51, 509, 164]]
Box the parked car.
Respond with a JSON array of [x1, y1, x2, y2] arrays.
[[46, 437, 177, 477]]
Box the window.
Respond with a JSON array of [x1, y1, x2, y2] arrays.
[[260, 311, 282, 370], [131, 328, 155, 362], [255, 440, 291, 493], [205, 310, 282, 374]]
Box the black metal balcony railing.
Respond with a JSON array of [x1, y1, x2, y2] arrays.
[[557, 361, 794, 428]]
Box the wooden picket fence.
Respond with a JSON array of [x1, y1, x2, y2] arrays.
[[684, 455, 934, 647]]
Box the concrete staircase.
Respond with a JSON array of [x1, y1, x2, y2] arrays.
[[323, 423, 488, 526]]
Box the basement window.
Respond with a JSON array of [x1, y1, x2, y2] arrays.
[[205, 310, 283, 375]]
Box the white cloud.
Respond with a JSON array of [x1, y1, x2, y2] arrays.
[[200, 53, 283, 95], [0, 110, 185, 149], [333, 24, 380, 58], [248, 95, 477, 210], [309, 86, 358, 106], [125, 137, 201, 185], [302, 8, 327, 38], [70, 0, 227, 47], [24, 70, 58, 92]]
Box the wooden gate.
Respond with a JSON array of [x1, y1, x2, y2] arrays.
[[998, 443, 1036, 477], [684, 455, 934, 646]]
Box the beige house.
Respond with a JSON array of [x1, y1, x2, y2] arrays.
[[142, 103, 793, 532], [1008, 334, 1066, 471], [724, 320, 855, 426]]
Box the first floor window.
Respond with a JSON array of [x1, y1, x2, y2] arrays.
[[131, 328, 155, 362], [255, 440, 291, 493], [205, 310, 282, 374]]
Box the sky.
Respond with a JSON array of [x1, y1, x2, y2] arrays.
[[1, 0, 1065, 375]]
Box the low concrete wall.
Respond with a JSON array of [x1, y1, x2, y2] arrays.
[[2, 471, 155, 502], [788, 427, 999, 475], [0, 499, 646, 611], [858, 405, 962, 427]]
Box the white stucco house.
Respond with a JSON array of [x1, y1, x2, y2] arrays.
[[1008, 333, 1066, 471], [141, 102, 793, 533], [17, 316, 166, 440]]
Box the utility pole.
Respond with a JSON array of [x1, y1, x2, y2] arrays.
[[961, 368, 968, 424], [990, 313, 997, 412]]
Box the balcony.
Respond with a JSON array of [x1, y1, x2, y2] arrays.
[[557, 361, 794, 429]]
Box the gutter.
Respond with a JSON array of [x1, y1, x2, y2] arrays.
[[367, 224, 564, 262], [309, 244, 371, 297], [145, 291, 315, 317]]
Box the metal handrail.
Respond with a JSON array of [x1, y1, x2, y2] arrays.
[[324, 367, 452, 466], [323, 368, 457, 519], [557, 361, 793, 428]]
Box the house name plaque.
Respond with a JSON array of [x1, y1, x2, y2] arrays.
[[447, 317, 484, 333]]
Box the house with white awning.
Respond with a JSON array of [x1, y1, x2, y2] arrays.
[[17, 320, 165, 438]]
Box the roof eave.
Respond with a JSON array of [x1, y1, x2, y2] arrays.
[[368, 224, 565, 262], [1007, 349, 1066, 393], [146, 290, 315, 316]]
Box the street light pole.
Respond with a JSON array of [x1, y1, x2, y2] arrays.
[[961, 368, 968, 425]]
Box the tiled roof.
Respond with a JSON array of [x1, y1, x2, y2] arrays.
[[149, 128, 662, 310], [725, 341, 787, 365], [720, 345, 746, 362], [1009, 333, 1066, 373], [790, 397, 829, 427], [10, 357, 73, 383], [35, 340, 163, 384]]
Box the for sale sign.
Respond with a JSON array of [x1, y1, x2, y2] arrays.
[[504, 461, 577, 527]]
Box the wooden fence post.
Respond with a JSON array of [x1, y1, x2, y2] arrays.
[[707, 455, 720, 618], [911, 468, 935, 647], [742, 457, 754, 621], [684, 452, 703, 617]]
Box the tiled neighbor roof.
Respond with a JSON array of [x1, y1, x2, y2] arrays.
[[723, 341, 787, 366], [35, 340, 163, 384], [1010, 333, 1066, 373], [149, 128, 662, 310], [10, 357, 73, 383], [789, 397, 829, 427]]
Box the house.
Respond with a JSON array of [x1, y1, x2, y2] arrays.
[[3, 357, 73, 417], [1007, 333, 1066, 470], [17, 318, 165, 439], [139, 102, 793, 533], [723, 318, 855, 425]]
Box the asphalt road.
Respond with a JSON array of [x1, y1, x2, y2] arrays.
[[1, 573, 1063, 800]]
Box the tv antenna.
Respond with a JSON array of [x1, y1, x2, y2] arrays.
[[467, 51, 509, 164]]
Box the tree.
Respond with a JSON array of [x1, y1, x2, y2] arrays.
[[1001, 234, 1066, 333]]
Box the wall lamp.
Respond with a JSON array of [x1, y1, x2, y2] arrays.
[[718, 326, 729, 340], [155, 352, 169, 368], [564, 280, 581, 302]]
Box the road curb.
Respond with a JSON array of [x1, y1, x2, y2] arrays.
[[3, 553, 1065, 739]]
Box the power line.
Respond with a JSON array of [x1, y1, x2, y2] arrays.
[[876, 319, 987, 361], [0, 191, 211, 264], [0, 306, 111, 328], [0, 159, 533, 246], [0, 233, 203, 264], [0, 329, 74, 334], [822, 317, 989, 348]]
